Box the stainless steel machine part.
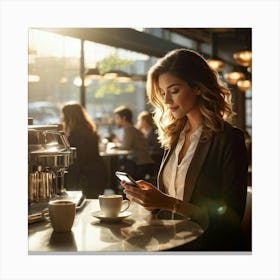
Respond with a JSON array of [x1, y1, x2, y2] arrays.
[[28, 126, 76, 203]]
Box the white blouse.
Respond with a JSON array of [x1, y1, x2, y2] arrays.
[[162, 124, 202, 201]]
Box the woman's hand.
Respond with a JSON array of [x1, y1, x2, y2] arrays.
[[121, 180, 209, 228], [121, 180, 173, 211]]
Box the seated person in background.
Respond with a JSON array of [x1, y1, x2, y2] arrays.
[[137, 110, 164, 175], [61, 102, 108, 198], [122, 49, 248, 251], [113, 105, 154, 180]]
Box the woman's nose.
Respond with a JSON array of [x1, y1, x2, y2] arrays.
[[164, 93, 172, 104]]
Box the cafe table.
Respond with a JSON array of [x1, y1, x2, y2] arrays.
[[28, 199, 204, 253]]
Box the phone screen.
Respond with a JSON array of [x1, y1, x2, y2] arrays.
[[115, 171, 138, 187]]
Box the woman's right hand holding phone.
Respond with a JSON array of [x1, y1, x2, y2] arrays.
[[122, 180, 208, 228], [121, 180, 175, 212]]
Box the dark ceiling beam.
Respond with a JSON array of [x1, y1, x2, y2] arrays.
[[36, 27, 251, 67], [204, 28, 236, 33], [37, 28, 185, 58], [165, 28, 211, 43]]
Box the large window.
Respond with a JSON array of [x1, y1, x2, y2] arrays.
[[28, 29, 157, 139], [28, 28, 252, 139], [28, 29, 81, 124], [83, 40, 157, 138]]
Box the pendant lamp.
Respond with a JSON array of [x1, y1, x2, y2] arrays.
[[233, 50, 252, 67]]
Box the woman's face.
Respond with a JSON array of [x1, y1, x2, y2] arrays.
[[158, 72, 199, 119]]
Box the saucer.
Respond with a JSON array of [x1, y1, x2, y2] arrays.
[[90, 211, 132, 222]]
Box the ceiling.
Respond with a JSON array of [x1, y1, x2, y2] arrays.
[[38, 27, 251, 67], [165, 28, 252, 64], [165, 28, 251, 44]]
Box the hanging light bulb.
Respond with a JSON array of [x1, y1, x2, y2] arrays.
[[103, 69, 131, 82], [85, 68, 103, 80], [207, 59, 225, 72], [116, 76, 132, 83], [224, 72, 246, 85], [207, 32, 225, 73], [233, 50, 252, 67], [237, 80, 252, 91]]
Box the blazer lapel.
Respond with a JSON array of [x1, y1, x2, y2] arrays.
[[183, 137, 212, 202], [157, 148, 173, 192], [157, 135, 212, 201]]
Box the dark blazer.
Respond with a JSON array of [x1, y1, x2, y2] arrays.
[[157, 122, 248, 250], [65, 126, 108, 198], [146, 127, 164, 157]]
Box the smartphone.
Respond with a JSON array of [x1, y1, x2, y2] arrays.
[[115, 171, 138, 187]]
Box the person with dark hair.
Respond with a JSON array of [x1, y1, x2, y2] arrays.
[[61, 102, 108, 198], [121, 49, 248, 251], [113, 105, 154, 180], [137, 111, 164, 175]]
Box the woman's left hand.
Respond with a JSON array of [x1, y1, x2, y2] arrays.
[[122, 180, 172, 211]]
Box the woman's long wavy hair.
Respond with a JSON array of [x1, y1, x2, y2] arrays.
[[61, 102, 97, 137], [146, 48, 233, 149]]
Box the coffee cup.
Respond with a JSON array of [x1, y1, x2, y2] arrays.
[[98, 194, 130, 217], [42, 200, 76, 232]]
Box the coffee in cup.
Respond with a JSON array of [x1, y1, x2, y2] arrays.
[[98, 194, 130, 217], [42, 200, 76, 232]]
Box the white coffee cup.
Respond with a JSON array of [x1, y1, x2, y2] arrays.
[[98, 194, 130, 217], [42, 200, 76, 232]]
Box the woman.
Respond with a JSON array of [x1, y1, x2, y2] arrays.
[[122, 49, 248, 250], [136, 110, 164, 176], [61, 102, 108, 199]]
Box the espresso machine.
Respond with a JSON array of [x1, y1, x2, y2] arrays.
[[28, 125, 85, 223]]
